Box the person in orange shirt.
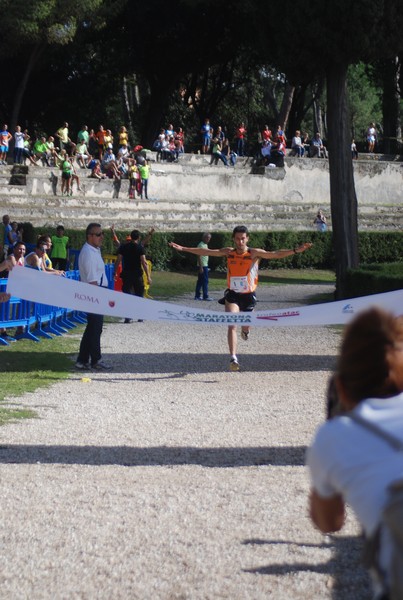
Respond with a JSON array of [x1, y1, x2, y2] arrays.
[[170, 226, 312, 371], [95, 125, 106, 158]]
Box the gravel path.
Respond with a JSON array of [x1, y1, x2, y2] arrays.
[[0, 285, 371, 600]]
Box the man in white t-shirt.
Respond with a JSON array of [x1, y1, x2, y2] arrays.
[[75, 223, 110, 370]]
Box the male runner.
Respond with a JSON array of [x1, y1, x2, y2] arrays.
[[169, 225, 312, 371]]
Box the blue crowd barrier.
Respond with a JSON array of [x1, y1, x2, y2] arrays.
[[0, 264, 116, 346], [0, 268, 91, 345]]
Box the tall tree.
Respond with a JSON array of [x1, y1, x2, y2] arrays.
[[253, 0, 403, 297], [0, 0, 105, 129]]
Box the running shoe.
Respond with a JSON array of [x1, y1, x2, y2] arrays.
[[75, 361, 90, 370], [91, 361, 111, 370], [229, 358, 240, 372], [241, 330, 249, 341]]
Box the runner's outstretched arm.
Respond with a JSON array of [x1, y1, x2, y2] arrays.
[[169, 242, 231, 257], [250, 242, 312, 260]]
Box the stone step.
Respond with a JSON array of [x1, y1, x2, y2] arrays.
[[0, 152, 401, 232]]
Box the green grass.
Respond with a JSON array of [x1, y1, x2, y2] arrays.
[[151, 268, 335, 298], [0, 330, 80, 425], [0, 268, 336, 425]]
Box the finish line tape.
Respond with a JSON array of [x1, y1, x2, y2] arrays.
[[7, 266, 403, 328]]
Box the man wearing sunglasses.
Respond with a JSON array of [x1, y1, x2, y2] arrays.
[[76, 223, 110, 370]]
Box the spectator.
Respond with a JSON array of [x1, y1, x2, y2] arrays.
[[210, 138, 228, 166], [261, 124, 272, 143], [307, 307, 403, 599], [75, 223, 110, 370], [235, 122, 247, 157], [95, 125, 106, 158], [114, 229, 152, 324], [118, 126, 129, 151], [194, 232, 212, 301], [0, 124, 12, 165], [46, 136, 59, 166], [37, 234, 65, 274], [60, 151, 73, 195], [25, 241, 50, 271], [313, 209, 328, 232], [101, 147, 120, 179], [88, 129, 99, 157], [2, 214, 12, 258], [103, 129, 114, 151], [13, 125, 25, 164], [201, 118, 212, 154], [153, 128, 166, 161], [138, 160, 150, 199], [291, 130, 305, 157], [33, 136, 51, 166], [69, 158, 82, 193], [76, 140, 90, 168], [367, 122, 377, 153], [216, 126, 226, 144], [77, 125, 89, 145], [351, 138, 359, 160], [55, 122, 75, 155], [8, 221, 23, 253], [128, 159, 140, 199], [21, 130, 37, 165], [260, 140, 272, 165], [276, 125, 287, 145], [51, 225, 70, 271], [89, 159, 106, 180], [310, 132, 328, 159], [270, 134, 286, 167], [221, 139, 237, 167], [165, 123, 175, 138], [174, 127, 185, 153]]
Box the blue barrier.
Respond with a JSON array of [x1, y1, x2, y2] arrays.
[[0, 264, 116, 345]]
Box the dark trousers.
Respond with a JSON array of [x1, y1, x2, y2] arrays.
[[52, 257, 68, 271], [77, 313, 103, 365], [122, 272, 144, 297], [195, 267, 209, 299]]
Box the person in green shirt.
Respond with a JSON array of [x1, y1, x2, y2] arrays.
[[194, 232, 212, 301], [51, 225, 70, 271], [138, 160, 150, 199], [33, 136, 50, 166], [60, 154, 73, 195]]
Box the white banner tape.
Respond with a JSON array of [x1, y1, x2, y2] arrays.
[[6, 266, 403, 327]]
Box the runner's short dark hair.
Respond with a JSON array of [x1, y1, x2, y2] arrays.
[[232, 225, 249, 237]]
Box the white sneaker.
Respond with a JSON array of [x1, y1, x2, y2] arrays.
[[230, 358, 240, 372]]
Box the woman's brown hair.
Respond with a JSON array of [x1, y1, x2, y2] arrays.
[[337, 307, 403, 404]]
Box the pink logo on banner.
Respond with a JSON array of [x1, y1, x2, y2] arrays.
[[109, 301, 115, 308], [257, 310, 300, 321]]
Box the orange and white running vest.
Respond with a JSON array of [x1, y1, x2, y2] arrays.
[[226, 249, 258, 293]]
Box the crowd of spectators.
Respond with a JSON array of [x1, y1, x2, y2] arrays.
[[0, 121, 155, 198], [0, 217, 70, 342]]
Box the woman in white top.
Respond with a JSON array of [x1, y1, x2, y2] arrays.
[[13, 125, 25, 164], [307, 307, 403, 598], [367, 122, 377, 153]]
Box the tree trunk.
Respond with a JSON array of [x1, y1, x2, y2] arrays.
[[10, 44, 44, 134], [278, 81, 295, 132], [326, 62, 359, 299], [141, 77, 174, 148], [381, 56, 401, 154]]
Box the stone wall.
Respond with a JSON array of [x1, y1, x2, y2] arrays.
[[0, 154, 402, 231]]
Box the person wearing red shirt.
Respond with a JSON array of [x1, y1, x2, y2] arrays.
[[235, 122, 247, 156]]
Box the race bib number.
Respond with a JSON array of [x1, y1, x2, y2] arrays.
[[230, 276, 249, 292]]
